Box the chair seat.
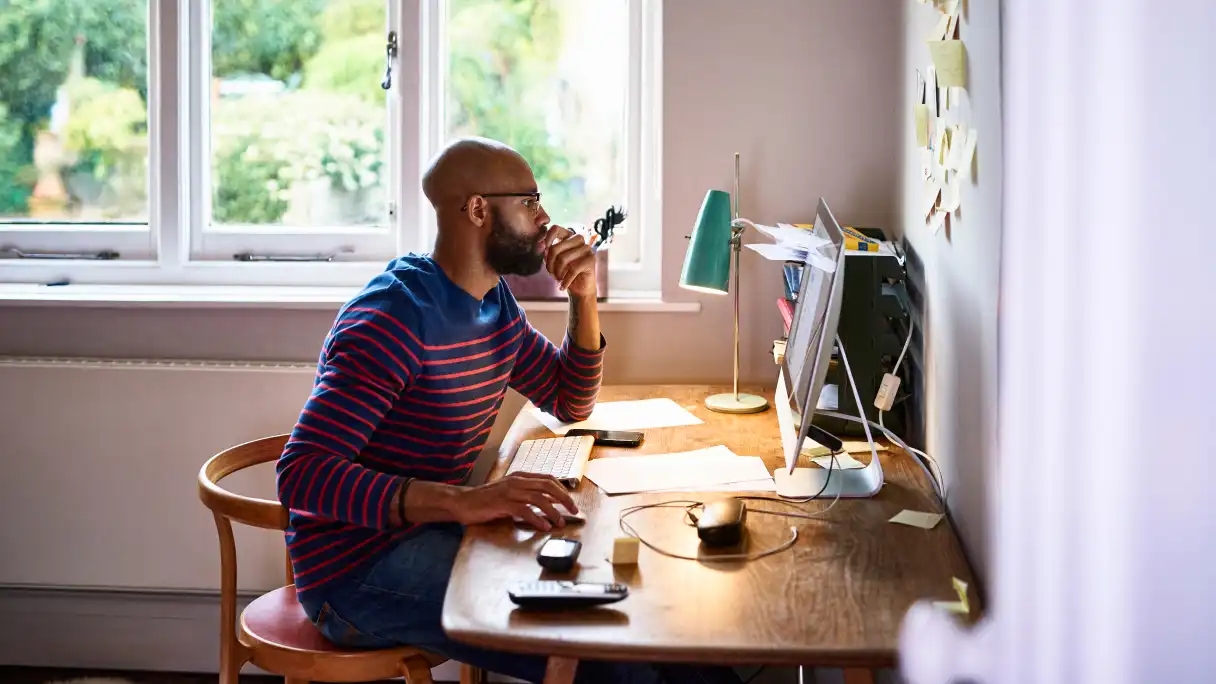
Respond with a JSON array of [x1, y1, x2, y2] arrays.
[[241, 585, 354, 653]]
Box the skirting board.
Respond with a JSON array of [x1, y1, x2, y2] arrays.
[[0, 586, 468, 682], [0, 587, 895, 684]]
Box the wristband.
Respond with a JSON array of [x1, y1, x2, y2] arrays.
[[397, 477, 415, 527]]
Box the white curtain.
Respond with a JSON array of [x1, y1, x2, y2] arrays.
[[899, 1, 1216, 682]]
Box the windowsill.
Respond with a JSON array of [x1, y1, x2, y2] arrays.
[[0, 283, 702, 313]]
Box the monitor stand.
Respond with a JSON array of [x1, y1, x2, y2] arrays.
[[773, 371, 884, 499]]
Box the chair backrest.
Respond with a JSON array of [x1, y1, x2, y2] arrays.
[[198, 434, 291, 531]]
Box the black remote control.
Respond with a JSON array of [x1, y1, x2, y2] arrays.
[[507, 581, 629, 609]]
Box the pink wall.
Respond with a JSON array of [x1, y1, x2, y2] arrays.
[[0, 0, 902, 387]]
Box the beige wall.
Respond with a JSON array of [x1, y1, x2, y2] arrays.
[[0, 0, 901, 389]]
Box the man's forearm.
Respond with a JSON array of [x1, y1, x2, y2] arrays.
[[568, 293, 601, 351], [388, 479, 465, 527]]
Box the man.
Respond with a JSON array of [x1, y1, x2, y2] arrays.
[[276, 138, 743, 684]]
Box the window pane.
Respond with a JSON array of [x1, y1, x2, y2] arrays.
[[444, 0, 631, 260], [209, 0, 388, 229], [0, 1, 149, 225]]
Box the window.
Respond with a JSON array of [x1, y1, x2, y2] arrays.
[[0, 0, 662, 295]]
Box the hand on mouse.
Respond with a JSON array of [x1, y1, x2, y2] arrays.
[[455, 472, 578, 532]]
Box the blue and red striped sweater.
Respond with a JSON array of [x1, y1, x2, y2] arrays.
[[276, 254, 604, 603]]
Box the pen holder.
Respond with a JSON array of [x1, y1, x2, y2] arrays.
[[503, 250, 609, 302]]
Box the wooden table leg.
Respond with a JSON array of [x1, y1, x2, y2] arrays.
[[543, 656, 579, 684], [843, 668, 876, 684], [460, 664, 488, 684]]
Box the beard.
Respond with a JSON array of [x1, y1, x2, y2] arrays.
[[485, 212, 545, 276]]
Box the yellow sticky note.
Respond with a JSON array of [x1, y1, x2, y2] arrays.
[[914, 104, 930, 147], [933, 576, 971, 614], [922, 181, 940, 217], [889, 509, 945, 529], [812, 451, 867, 470], [928, 40, 967, 88]]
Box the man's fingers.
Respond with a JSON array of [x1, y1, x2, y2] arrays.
[[561, 253, 596, 289], [527, 499, 566, 528], [507, 476, 578, 512], [513, 503, 551, 531], [550, 243, 593, 284]]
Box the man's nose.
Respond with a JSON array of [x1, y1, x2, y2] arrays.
[[535, 205, 550, 225]]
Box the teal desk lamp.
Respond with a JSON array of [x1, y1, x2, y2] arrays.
[[679, 153, 769, 414]]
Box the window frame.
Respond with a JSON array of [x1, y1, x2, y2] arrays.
[[0, 0, 664, 296]]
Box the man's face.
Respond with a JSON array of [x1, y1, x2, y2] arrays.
[[484, 200, 547, 277]]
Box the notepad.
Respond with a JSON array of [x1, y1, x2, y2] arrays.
[[933, 577, 970, 614], [889, 509, 945, 529], [584, 446, 774, 495], [532, 398, 702, 435]]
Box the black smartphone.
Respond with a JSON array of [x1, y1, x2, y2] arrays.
[[565, 429, 644, 447], [536, 537, 582, 573]]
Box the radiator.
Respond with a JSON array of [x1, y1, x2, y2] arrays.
[[0, 356, 317, 593]]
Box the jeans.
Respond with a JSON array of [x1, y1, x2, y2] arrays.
[[298, 522, 742, 684]]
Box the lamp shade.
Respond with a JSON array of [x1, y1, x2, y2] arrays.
[[679, 189, 733, 294]]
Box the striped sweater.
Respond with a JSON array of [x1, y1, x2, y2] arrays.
[[276, 254, 604, 604]]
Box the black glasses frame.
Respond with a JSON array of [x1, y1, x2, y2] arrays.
[[460, 192, 542, 213]]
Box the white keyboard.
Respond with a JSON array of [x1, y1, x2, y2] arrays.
[[506, 435, 596, 488]]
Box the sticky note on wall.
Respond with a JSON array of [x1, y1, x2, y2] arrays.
[[928, 40, 967, 88], [914, 104, 930, 147]]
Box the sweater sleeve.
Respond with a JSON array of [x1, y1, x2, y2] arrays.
[[508, 313, 606, 423], [275, 291, 424, 530]]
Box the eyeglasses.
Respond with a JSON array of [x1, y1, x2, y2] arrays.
[[461, 192, 543, 215]]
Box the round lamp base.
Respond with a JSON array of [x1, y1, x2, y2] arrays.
[[704, 392, 769, 414]]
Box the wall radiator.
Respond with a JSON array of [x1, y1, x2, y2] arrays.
[[0, 356, 322, 593], [0, 355, 524, 678]]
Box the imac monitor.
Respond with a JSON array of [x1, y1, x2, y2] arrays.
[[774, 198, 884, 498]]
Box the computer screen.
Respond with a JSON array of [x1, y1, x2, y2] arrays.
[[779, 198, 848, 473]]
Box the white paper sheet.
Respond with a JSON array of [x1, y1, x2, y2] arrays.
[[657, 477, 778, 493], [532, 397, 702, 435], [584, 446, 774, 495]]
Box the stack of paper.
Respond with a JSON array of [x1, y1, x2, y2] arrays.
[[584, 445, 776, 495], [531, 398, 703, 435], [738, 220, 837, 273]]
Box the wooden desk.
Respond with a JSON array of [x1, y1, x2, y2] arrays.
[[442, 385, 978, 683]]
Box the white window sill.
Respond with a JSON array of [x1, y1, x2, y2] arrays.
[[0, 283, 702, 313]]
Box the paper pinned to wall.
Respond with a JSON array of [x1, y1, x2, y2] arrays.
[[914, 104, 930, 147], [960, 127, 979, 178], [930, 209, 947, 234], [532, 397, 702, 435], [943, 173, 962, 212], [922, 181, 941, 217], [928, 13, 950, 42], [928, 40, 967, 88]]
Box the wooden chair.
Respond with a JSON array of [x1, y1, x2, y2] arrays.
[[198, 434, 484, 684]]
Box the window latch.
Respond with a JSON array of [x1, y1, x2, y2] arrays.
[[233, 248, 353, 263], [1, 246, 120, 260], [382, 30, 398, 90]]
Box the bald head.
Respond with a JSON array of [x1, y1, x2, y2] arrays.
[[421, 137, 535, 212]]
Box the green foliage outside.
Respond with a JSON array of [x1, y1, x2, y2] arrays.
[[0, 0, 585, 226]]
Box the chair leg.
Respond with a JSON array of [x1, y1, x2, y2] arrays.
[[402, 655, 437, 684], [460, 664, 488, 684], [543, 657, 579, 684], [219, 649, 246, 684]]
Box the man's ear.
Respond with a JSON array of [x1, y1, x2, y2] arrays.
[[467, 196, 489, 227]]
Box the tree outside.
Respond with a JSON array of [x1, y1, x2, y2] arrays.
[[0, 0, 627, 249]]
